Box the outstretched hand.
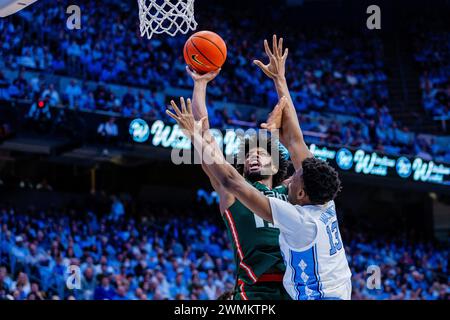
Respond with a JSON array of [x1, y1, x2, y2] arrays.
[[253, 34, 288, 80], [261, 96, 288, 132], [166, 97, 207, 138], [186, 66, 221, 84]]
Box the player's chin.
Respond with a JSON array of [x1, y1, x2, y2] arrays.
[[245, 170, 271, 183]]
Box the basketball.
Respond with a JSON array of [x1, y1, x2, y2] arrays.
[[183, 30, 227, 74]]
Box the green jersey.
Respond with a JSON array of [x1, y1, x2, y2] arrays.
[[222, 181, 289, 286]]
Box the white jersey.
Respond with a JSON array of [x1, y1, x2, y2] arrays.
[[269, 198, 352, 300]]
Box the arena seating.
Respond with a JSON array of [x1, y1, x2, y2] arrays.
[[1, 1, 449, 163], [0, 195, 448, 300]]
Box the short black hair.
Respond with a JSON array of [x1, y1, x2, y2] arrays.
[[302, 157, 342, 205], [234, 134, 288, 187]]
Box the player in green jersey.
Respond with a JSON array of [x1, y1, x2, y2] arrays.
[[182, 35, 302, 300], [189, 76, 291, 299]]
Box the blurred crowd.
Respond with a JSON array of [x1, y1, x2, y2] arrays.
[[0, 1, 449, 163], [346, 230, 448, 300], [0, 203, 236, 300], [414, 31, 450, 119], [0, 201, 448, 300]]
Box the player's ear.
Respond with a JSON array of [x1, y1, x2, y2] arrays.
[[271, 163, 278, 175], [297, 188, 307, 203]]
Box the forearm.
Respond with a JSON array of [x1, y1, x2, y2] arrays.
[[273, 78, 312, 167], [192, 131, 240, 188], [274, 77, 294, 108], [274, 77, 302, 143], [191, 80, 214, 177], [191, 81, 210, 130]]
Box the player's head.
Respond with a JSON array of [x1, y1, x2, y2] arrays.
[[288, 157, 342, 205], [235, 135, 288, 187]]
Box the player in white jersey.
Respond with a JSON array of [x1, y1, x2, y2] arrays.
[[270, 197, 352, 300], [254, 35, 351, 300], [166, 35, 351, 300]]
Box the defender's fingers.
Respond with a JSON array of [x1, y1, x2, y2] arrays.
[[181, 129, 191, 138], [278, 38, 283, 57], [282, 48, 289, 60], [273, 102, 282, 111], [253, 60, 266, 69], [200, 116, 208, 128], [264, 39, 273, 58], [253, 60, 269, 72], [277, 102, 286, 112], [166, 110, 180, 122], [272, 104, 282, 115], [180, 97, 187, 113], [263, 124, 276, 132], [261, 123, 276, 131], [170, 100, 182, 116], [273, 35, 278, 57], [254, 60, 274, 78]]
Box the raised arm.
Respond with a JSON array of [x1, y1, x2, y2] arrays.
[[166, 98, 273, 222], [186, 66, 220, 131], [254, 35, 313, 169], [186, 68, 234, 212]]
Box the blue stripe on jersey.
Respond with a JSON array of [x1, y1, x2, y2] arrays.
[[290, 245, 321, 300], [313, 244, 324, 298], [289, 250, 300, 299]]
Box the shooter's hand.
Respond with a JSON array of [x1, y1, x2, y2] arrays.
[[253, 34, 288, 81], [261, 96, 288, 132], [186, 66, 221, 84], [166, 97, 207, 138]]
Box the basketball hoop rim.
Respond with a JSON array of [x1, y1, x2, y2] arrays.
[[137, 0, 198, 39]]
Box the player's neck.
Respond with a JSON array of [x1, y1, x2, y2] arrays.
[[257, 177, 273, 189]]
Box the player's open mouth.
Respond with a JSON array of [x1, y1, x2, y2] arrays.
[[249, 160, 261, 171]]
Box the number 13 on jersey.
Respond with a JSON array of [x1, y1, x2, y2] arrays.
[[326, 220, 343, 256]]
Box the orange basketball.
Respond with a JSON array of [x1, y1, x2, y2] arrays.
[[184, 31, 227, 74]]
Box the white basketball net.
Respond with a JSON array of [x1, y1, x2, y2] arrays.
[[138, 0, 197, 39]]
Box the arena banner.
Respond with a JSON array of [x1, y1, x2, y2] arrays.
[[311, 145, 450, 186], [129, 119, 450, 187]]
